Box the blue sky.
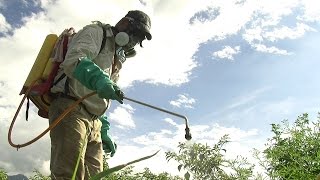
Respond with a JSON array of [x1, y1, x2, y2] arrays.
[[1, 0, 320, 177], [0, 0, 42, 28]]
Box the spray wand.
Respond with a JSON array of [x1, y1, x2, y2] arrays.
[[123, 96, 192, 140]]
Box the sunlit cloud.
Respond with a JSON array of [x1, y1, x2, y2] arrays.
[[164, 118, 179, 127], [108, 104, 136, 129], [170, 94, 196, 109], [0, 14, 11, 33], [264, 23, 316, 42], [213, 46, 240, 60], [252, 44, 293, 55]]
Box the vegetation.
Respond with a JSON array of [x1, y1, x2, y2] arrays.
[[29, 170, 51, 180], [102, 167, 182, 180], [0, 168, 8, 180], [255, 113, 320, 179], [1, 113, 320, 179], [165, 135, 257, 180]]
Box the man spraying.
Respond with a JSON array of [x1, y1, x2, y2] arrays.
[[48, 10, 152, 179]]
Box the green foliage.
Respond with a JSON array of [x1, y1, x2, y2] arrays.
[[0, 168, 8, 180], [28, 170, 51, 180], [165, 135, 255, 180], [0, 152, 180, 180], [5, 113, 320, 180], [130, 167, 182, 180], [258, 113, 320, 179], [102, 167, 182, 180], [91, 150, 160, 179], [102, 157, 182, 180]]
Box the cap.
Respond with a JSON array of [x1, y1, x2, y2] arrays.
[[125, 10, 152, 40]]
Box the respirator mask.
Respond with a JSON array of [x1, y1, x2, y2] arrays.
[[115, 30, 145, 48], [115, 33, 138, 63], [115, 47, 137, 64], [114, 22, 145, 63]]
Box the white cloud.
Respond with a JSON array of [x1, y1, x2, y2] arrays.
[[241, 1, 319, 55], [108, 104, 136, 129], [38, 160, 50, 176], [298, 0, 320, 22], [252, 0, 302, 29], [1, 116, 51, 177], [164, 118, 178, 127], [0, 13, 11, 33], [242, 27, 264, 43], [243, 23, 316, 44], [195, 123, 259, 143], [213, 46, 240, 60], [188, 1, 255, 42], [264, 23, 316, 42], [0, 0, 200, 89], [169, 93, 196, 108], [252, 43, 293, 55]]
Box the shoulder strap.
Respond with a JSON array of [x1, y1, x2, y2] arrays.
[[99, 25, 107, 53], [55, 25, 107, 95]]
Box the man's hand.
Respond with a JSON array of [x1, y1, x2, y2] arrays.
[[101, 131, 117, 157], [113, 83, 124, 102], [72, 57, 123, 104], [96, 79, 123, 104]]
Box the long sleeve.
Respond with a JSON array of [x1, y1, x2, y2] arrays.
[[61, 24, 104, 78]]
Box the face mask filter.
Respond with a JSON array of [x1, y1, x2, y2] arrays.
[[115, 32, 130, 46]]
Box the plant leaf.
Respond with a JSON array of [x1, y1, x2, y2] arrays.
[[184, 171, 190, 180], [90, 150, 160, 180]]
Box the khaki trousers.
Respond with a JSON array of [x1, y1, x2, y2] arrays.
[[49, 97, 103, 180]]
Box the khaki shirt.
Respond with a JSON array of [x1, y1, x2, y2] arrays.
[[51, 23, 122, 116]]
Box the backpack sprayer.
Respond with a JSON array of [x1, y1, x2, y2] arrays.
[[8, 29, 192, 150]]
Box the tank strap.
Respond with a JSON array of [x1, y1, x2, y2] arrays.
[[26, 97, 30, 121], [99, 25, 107, 53], [54, 25, 107, 96]]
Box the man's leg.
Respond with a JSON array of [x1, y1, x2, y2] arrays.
[[49, 98, 90, 180], [84, 119, 104, 179]]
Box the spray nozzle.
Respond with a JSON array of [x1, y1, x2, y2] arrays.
[[185, 127, 192, 140]]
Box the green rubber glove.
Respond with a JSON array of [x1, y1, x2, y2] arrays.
[[99, 115, 117, 157], [72, 57, 123, 104], [102, 133, 117, 157], [113, 84, 124, 101]]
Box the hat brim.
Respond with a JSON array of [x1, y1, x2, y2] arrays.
[[141, 29, 152, 40], [138, 24, 152, 40], [145, 32, 152, 40]]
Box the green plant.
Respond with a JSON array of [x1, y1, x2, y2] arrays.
[[90, 150, 160, 179], [256, 113, 320, 179], [28, 170, 51, 180], [166, 135, 255, 180], [0, 168, 8, 180]]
